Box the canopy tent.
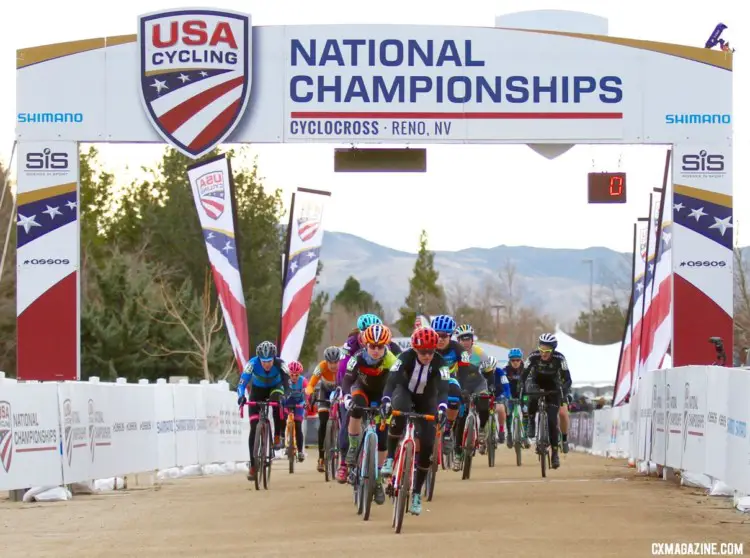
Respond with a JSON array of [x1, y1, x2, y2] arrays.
[[553, 329, 620, 388]]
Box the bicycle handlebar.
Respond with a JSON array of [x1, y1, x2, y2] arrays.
[[239, 400, 279, 419], [390, 410, 436, 422]]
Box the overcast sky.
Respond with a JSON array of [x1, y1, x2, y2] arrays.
[[4, 0, 745, 253]]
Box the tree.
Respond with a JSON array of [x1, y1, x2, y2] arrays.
[[734, 247, 750, 364], [396, 230, 446, 334], [569, 301, 626, 345], [142, 269, 232, 381], [0, 163, 16, 376], [333, 276, 385, 317]]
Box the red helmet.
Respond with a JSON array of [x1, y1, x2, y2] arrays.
[[411, 327, 439, 351], [288, 361, 304, 375]]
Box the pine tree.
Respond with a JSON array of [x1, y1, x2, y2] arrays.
[[395, 230, 446, 334]]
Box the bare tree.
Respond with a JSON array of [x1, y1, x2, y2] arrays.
[[597, 255, 631, 311], [142, 269, 225, 381], [734, 247, 750, 363], [496, 259, 525, 317]]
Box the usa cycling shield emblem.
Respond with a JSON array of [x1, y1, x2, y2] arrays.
[[138, 9, 253, 160]]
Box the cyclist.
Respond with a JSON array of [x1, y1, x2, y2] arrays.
[[341, 323, 398, 505], [380, 326, 449, 515], [306, 346, 341, 473], [482, 355, 511, 449], [453, 357, 492, 464], [556, 347, 574, 454], [431, 315, 470, 451], [454, 323, 490, 369], [237, 341, 289, 480], [283, 360, 307, 463], [524, 333, 568, 469], [504, 348, 531, 449]]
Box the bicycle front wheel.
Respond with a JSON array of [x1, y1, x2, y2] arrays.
[[537, 411, 548, 479], [425, 431, 439, 501], [487, 417, 496, 468], [462, 414, 476, 481], [324, 416, 337, 482], [513, 415, 523, 466], [363, 432, 378, 521], [252, 421, 264, 491], [394, 443, 413, 534]]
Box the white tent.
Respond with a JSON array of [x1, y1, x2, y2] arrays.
[[393, 337, 510, 365], [554, 329, 620, 388]]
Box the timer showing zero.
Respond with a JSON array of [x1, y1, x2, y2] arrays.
[[588, 172, 627, 204]]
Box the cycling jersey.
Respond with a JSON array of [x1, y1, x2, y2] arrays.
[[286, 376, 308, 406], [524, 350, 571, 395], [503, 363, 527, 399], [468, 344, 488, 368], [237, 357, 289, 396], [437, 340, 471, 375], [338, 333, 402, 384], [383, 349, 450, 404], [492, 367, 512, 399], [341, 348, 398, 396], [306, 360, 337, 394]]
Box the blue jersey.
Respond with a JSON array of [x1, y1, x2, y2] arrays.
[[494, 367, 511, 399], [285, 376, 307, 406], [237, 357, 288, 396]]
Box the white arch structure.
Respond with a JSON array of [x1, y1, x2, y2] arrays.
[[14, 9, 733, 380]]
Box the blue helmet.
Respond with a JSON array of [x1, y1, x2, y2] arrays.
[[431, 315, 456, 334], [357, 313, 382, 331], [508, 348, 523, 360]]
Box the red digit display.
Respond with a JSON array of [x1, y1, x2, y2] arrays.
[[588, 172, 627, 204]]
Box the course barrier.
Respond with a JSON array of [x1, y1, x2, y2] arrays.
[[0, 377, 250, 492], [569, 365, 750, 497]]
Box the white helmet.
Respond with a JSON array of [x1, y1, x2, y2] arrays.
[[538, 333, 558, 349], [482, 356, 498, 372]]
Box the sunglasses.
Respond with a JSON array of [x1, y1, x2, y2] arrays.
[[437, 333, 450, 339], [510, 359, 522, 363], [367, 343, 386, 351], [538, 347, 553, 353], [416, 349, 435, 356]]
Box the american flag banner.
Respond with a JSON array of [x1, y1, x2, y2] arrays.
[[614, 219, 649, 406], [630, 192, 664, 397], [279, 188, 331, 363], [186, 154, 250, 371]]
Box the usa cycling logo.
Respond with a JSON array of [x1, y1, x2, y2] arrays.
[[137, 9, 253, 159]]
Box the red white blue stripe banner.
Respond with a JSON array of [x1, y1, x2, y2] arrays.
[[279, 188, 331, 363], [187, 154, 250, 371]]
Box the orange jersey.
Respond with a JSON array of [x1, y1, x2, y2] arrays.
[[305, 360, 337, 394]]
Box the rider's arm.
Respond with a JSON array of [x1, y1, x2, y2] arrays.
[[559, 357, 573, 394], [306, 363, 323, 395], [436, 365, 450, 406], [278, 360, 291, 395], [341, 358, 357, 394], [236, 362, 253, 398], [382, 357, 403, 400], [495, 368, 511, 399]]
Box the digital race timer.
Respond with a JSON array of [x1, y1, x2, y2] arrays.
[[588, 172, 627, 204]]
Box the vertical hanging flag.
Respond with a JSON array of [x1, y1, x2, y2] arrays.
[[279, 187, 331, 363], [613, 224, 638, 406], [186, 154, 250, 372], [614, 219, 649, 406]]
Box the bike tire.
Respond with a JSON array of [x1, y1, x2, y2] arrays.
[[252, 421, 264, 491], [324, 417, 336, 482], [441, 429, 452, 470], [425, 433, 439, 501], [394, 443, 413, 534], [462, 414, 476, 481], [538, 411, 548, 479], [487, 419, 496, 468], [287, 420, 295, 474], [513, 415, 523, 467], [363, 432, 377, 521]]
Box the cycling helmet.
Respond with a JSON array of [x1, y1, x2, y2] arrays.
[[482, 356, 498, 372], [431, 315, 457, 334], [454, 323, 475, 338], [288, 360, 304, 375], [256, 341, 277, 361], [411, 327, 439, 351], [357, 313, 382, 331], [361, 323, 392, 347], [538, 333, 558, 349], [508, 348, 524, 360], [323, 346, 341, 362]]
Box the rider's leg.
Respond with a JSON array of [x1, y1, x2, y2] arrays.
[[270, 389, 284, 448], [317, 408, 329, 460], [559, 403, 570, 452], [346, 387, 368, 463], [383, 386, 410, 475], [294, 412, 305, 459], [527, 397, 539, 438], [412, 395, 436, 494], [548, 398, 561, 468]]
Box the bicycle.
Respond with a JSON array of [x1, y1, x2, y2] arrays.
[[507, 397, 528, 467], [530, 389, 559, 478], [315, 386, 342, 482], [455, 392, 492, 480], [284, 402, 304, 474], [240, 400, 278, 490], [386, 409, 436, 534], [348, 403, 386, 521]]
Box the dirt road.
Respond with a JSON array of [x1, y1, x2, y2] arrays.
[[2, 450, 748, 558]]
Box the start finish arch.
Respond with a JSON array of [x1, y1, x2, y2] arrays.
[[14, 9, 733, 380]]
